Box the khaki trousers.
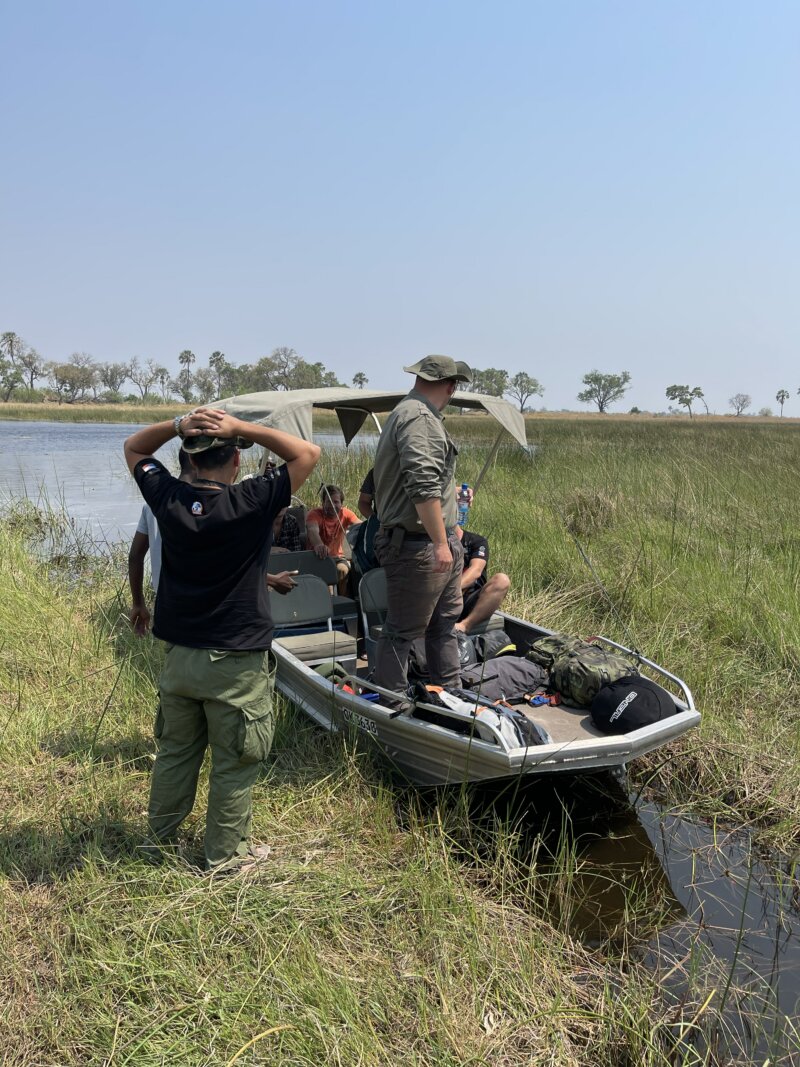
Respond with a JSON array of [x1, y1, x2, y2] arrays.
[[149, 645, 275, 870], [374, 530, 464, 694]]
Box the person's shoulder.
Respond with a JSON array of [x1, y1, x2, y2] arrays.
[[465, 530, 489, 555], [342, 507, 360, 523], [305, 507, 323, 523], [133, 457, 171, 483]]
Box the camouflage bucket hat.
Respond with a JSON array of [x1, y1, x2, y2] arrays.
[[403, 355, 472, 383], [181, 434, 254, 455]]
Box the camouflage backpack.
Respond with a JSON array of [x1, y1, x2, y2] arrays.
[[527, 633, 639, 707]]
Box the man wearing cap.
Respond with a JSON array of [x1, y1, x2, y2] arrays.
[[124, 407, 320, 874], [372, 355, 471, 697]]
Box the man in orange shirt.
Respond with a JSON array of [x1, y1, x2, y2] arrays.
[[305, 484, 361, 594]]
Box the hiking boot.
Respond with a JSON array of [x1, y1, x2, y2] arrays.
[[208, 844, 272, 879]]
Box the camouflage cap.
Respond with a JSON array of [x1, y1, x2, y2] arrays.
[[403, 355, 472, 383], [181, 434, 254, 455]]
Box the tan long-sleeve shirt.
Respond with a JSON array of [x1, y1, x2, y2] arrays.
[[373, 390, 458, 531]]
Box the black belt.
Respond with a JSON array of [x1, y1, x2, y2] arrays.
[[380, 526, 454, 541]]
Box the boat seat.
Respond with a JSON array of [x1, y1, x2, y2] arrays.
[[270, 574, 357, 671], [358, 567, 388, 669], [275, 630, 358, 663], [269, 549, 358, 635]]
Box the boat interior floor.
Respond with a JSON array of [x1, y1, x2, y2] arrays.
[[351, 659, 605, 744]]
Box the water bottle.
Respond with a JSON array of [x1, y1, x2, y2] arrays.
[[456, 482, 471, 528]]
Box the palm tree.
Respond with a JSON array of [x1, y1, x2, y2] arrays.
[[777, 389, 790, 416], [178, 349, 196, 398]]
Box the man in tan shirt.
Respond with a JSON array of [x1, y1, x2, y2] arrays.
[[372, 355, 471, 697]]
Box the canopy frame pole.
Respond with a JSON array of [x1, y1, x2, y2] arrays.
[[472, 429, 505, 494], [369, 412, 382, 434]]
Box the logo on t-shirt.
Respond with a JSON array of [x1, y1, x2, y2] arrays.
[[477, 545, 487, 558], [141, 462, 158, 474], [191, 501, 204, 515]]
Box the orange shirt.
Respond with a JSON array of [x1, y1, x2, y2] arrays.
[[306, 507, 360, 557]]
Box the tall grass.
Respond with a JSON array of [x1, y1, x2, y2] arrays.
[[2, 418, 800, 1063], [0, 510, 735, 1066]]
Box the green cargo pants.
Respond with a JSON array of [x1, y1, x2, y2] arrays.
[[148, 644, 276, 871]]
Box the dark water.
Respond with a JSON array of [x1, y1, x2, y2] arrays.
[[464, 776, 799, 1063]]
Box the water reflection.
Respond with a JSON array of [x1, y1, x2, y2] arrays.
[[455, 775, 799, 1062]]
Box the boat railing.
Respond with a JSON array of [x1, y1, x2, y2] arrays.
[[589, 635, 696, 711]]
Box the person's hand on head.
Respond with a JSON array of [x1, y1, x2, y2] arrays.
[[180, 408, 228, 438]]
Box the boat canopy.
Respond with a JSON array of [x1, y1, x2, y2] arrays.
[[217, 387, 528, 449]]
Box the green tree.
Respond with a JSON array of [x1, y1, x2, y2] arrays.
[[777, 389, 789, 416], [577, 370, 631, 413], [506, 371, 543, 412], [178, 349, 196, 399], [0, 332, 25, 365], [47, 361, 94, 403], [665, 384, 704, 418], [128, 358, 161, 400], [209, 351, 233, 398], [728, 393, 751, 416], [99, 361, 130, 394], [470, 367, 509, 396], [0, 354, 23, 400], [18, 347, 45, 391], [193, 367, 217, 403], [352, 371, 368, 389]]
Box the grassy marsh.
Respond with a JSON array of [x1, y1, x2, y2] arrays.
[[2, 417, 800, 1064]]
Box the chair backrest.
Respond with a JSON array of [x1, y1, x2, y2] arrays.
[[270, 549, 338, 586], [358, 567, 387, 631], [269, 574, 333, 628]]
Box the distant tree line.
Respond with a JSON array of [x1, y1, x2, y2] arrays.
[[0, 331, 792, 416], [0, 333, 344, 405]]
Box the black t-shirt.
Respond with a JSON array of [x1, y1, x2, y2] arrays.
[[461, 530, 489, 592], [134, 458, 291, 650]]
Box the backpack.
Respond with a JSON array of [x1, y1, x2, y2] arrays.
[[414, 684, 550, 747], [352, 514, 379, 574], [527, 634, 639, 707], [472, 629, 516, 662]]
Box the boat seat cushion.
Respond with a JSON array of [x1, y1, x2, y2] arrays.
[[275, 631, 358, 661]]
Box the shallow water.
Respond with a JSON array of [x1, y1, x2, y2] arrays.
[[0, 420, 375, 545], [471, 777, 800, 1063]]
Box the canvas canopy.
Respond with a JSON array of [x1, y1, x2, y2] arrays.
[[217, 387, 528, 449]]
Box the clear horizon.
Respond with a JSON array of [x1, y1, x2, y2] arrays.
[[2, 1, 798, 415]]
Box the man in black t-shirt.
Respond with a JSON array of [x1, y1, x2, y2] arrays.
[[453, 527, 511, 635], [124, 407, 320, 874]]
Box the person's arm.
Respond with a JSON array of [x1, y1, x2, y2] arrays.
[[267, 570, 299, 595], [460, 556, 486, 591], [306, 518, 328, 558], [357, 492, 374, 520], [413, 500, 451, 572], [192, 409, 321, 491], [128, 531, 151, 636], [124, 408, 321, 492]]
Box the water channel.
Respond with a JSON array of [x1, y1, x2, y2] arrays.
[[1, 420, 798, 1062]]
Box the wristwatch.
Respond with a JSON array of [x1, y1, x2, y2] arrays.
[[173, 414, 187, 438]]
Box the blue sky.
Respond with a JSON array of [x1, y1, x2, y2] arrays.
[[2, 1, 798, 413]]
